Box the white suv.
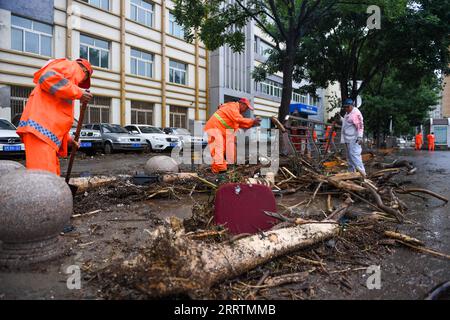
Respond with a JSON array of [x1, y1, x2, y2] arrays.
[[125, 124, 181, 152]]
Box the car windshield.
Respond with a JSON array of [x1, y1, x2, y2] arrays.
[[139, 126, 164, 134], [174, 128, 191, 135], [102, 124, 128, 133], [0, 119, 16, 130]]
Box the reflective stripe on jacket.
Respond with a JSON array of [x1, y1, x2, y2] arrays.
[[17, 58, 85, 157]]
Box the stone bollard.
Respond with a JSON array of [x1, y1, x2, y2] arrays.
[[0, 170, 73, 268], [0, 160, 24, 176], [144, 155, 179, 175]]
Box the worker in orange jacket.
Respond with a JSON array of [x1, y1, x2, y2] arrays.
[[427, 132, 435, 151], [324, 125, 337, 152], [415, 131, 423, 151], [204, 98, 261, 173], [17, 58, 93, 176]]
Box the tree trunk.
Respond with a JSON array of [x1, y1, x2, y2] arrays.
[[121, 222, 338, 298], [278, 54, 295, 121]]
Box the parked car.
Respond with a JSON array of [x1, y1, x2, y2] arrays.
[[69, 119, 103, 155], [0, 118, 25, 158], [396, 137, 407, 148], [84, 123, 147, 154], [124, 124, 180, 152], [162, 127, 207, 149]]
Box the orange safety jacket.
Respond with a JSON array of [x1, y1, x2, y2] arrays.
[[427, 134, 435, 144], [204, 102, 255, 134], [415, 133, 423, 145], [17, 58, 85, 157]]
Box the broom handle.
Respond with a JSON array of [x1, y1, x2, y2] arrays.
[[65, 99, 88, 183]]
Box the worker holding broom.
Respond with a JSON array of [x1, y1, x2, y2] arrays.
[[340, 98, 366, 176], [204, 98, 261, 174], [17, 58, 93, 176]]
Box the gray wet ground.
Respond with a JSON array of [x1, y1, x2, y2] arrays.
[[1, 149, 449, 299]]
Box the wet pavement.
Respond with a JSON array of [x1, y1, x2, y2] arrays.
[[1, 148, 449, 299]]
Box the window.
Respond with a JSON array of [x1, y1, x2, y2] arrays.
[[254, 36, 273, 59], [84, 96, 111, 123], [10, 86, 33, 123], [292, 92, 307, 104], [257, 80, 282, 98], [130, 0, 154, 27], [131, 101, 154, 125], [169, 106, 187, 128], [130, 48, 153, 78], [80, 34, 110, 68], [169, 60, 187, 85], [81, 0, 109, 10], [169, 12, 184, 38], [11, 15, 52, 56], [292, 92, 308, 104]]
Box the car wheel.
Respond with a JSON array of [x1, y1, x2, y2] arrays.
[[145, 140, 153, 153], [104, 142, 113, 154]]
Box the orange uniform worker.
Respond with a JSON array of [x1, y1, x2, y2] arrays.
[[415, 131, 423, 150], [325, 125, 337, 142], [312, 129, 318, 142], [204, 98, 261, 173], [427, 132, 435, 151], [17, 58, 94, 176]]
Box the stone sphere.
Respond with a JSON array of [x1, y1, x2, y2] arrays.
[[0, 160, 24, 176], [144, 155, 179, 174], [0, 170, 73, 267]]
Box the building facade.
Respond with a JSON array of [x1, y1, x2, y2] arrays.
[[0, 0, 324, 132], [209, 20, 325, 130], [0, 0, 208, 128]]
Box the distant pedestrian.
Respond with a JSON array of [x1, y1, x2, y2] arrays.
[[340, 98, 366, 175], [415, 131, 423, 150], [427, 132, 435, 151]]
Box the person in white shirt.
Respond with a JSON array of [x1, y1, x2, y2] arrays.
[[340, 98, 366, 175]]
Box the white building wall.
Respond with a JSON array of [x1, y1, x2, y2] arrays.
[[0, 0, 207, 128]]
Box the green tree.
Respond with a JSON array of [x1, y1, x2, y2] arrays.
[[361, 69, 441, 143], [298, 0, 450, 104], [172, 0, 337, 120]]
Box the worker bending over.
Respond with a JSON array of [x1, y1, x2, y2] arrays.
[[17, 58, 93, 176], [340, 99, 366, 175], [204, 98, 261, 173], [427, 132, 435, 151], [415, 131, 423, 150]]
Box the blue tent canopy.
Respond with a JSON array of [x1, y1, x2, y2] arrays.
[[289, 103, 318, 115]]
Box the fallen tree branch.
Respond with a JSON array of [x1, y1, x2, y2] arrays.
[[395, 241, 450, 260], [362, 182, 404, 223], [384, 231, 424, 246], [119, 222, 338, 298], [396, 188, 448, 203]]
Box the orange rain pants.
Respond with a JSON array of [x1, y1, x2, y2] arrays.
[[204, 102, 255, 173], [415, 134, 423, 150], [427, 134, 435, 151], [23, 132, 61, 176]]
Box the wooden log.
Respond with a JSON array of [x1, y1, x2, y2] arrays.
[[329, 172, 363, 181], [68, 176, 117, 193], [123, 222, 338, 297], [384, 231, 424, 246]]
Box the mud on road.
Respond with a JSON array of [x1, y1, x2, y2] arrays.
[[1, 149, 449, 300]]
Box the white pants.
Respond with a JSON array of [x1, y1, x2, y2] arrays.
[[346, 140, 366, 175]]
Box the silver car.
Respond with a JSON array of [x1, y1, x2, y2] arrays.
[[84, 123, 147, 154]]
